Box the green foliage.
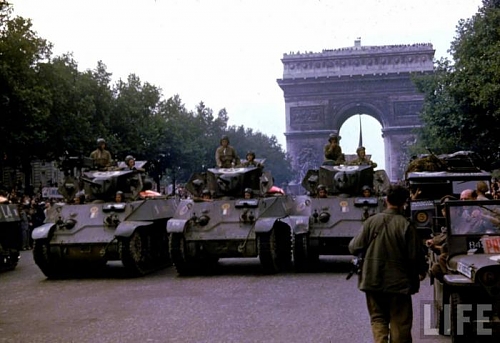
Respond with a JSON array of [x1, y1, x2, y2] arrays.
[[0, 2, 294, 187], [414, 0, 500, 166]]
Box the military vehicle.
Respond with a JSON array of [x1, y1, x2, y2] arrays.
[[405, 151, 491, 239], [32, 156, 178, 278], [0, 204, 21, 271], [429, 200, 500, 342], [290, 163, 389, 270], [166, 165, 294, 275]]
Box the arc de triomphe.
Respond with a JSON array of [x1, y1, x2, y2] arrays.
[[277, 40, 435, 182]]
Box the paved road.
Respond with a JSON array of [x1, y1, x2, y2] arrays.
[[0, 251, 449, 343]]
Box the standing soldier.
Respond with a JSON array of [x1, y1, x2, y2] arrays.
[[348, 185, 426, 343], [90, 138, 112, 169], [215, 135, 239, 168], [324, 132, 345, 164]]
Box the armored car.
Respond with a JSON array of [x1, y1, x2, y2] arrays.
[[290, 163, 388, 270], [32, 157, 178, 278], [167, 165, 294, 275]]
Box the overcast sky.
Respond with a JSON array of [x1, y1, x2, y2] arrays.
[[13, 0, 483, 167]]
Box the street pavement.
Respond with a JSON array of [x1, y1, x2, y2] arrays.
[[0, 251, 450, 343]]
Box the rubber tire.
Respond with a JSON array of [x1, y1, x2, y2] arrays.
[[258, 226, 291, 274], [169, 233, 198, 276], [450, 291, 473, 343], [33, 239, 64, 278]]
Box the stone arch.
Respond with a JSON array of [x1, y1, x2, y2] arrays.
[[277, 41, 435, 181], [331, 102, 386, 130]]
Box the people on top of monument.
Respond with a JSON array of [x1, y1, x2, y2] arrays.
[[323, 132, 345, 165]]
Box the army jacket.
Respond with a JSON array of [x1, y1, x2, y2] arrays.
[[215, 145, 238, 168], [348, 208, 425, 295], [323, 144, 345, 164]]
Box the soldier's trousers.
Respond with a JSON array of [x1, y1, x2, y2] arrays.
[[365, 291, 413, 343]]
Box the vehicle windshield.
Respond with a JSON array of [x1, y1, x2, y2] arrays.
[[446, 200, 500, 236]]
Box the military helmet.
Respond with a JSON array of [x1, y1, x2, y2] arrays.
[[362, 185, 371, 191], [244, 188, 253, 193], [328, 132, 341, 142], [116, 191, 123, 196], [220, 135, 230, 144], [202, 189, 211, 195], [357, 146, 366, 153], [317, 184, 327, 191], [125, 155, 135, 163], [246, 151, 255, 159], [97, 138, 106, 145]]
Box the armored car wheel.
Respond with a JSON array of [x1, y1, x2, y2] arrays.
[[119, 228, 155, 276], [293, 233, 315, 272], [169, 233, 199, 276], [258, 224, 291, 274], [33, 239, 65, 278]]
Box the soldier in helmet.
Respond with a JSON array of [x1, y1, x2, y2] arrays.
[[215, 135, 240, 168], [201, 189, 212, 202], [241, 151, 262, 168], [125, 155, 136, 170], [362, 185, 373, 197], [122, 155, 144, 171], [324, 133, 345, 164], [351, 146, 377, 168], [244, 188, 253, 199], [115, 191, 124, 203], [317, 184, 328, 198], [90, 138, 112, 169]]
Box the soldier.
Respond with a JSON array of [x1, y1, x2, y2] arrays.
[[115, 191, 124, 203], [317, 184, 328, 198], [125, 155, 136, 170], [90, 138, 112, 169], [241, 151, 262, 168], [123, 155, 144, 172], [244, 188, 253, 199], [351, 146, 377, 168], [215, 135, 239, 168], [324, 133, 345, 164], [362, 185, 373, 197], [349, 185, 427, 343], [201, 189, 212, 201]]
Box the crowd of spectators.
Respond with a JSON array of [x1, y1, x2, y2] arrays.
[[0, 185, 57, 250]]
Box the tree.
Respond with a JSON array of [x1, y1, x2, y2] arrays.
[[0, 3, 52, 184], [414, 0, 500, 167]]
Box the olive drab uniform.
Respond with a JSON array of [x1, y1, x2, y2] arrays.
[[323, 133, 345, 164], [90, 148, 112, 169], [215, 137, 239, 168], [349, 208, 426, 343]]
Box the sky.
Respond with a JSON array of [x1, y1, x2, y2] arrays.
[[12, 0, 483, 168]]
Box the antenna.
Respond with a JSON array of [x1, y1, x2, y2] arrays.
[[358, 115, 363, 148]]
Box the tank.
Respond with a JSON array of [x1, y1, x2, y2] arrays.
[[31, 156, 178, 278], [290, 164, 389, 271], [166, 165, 295, 275], [0, 204, 21, 271]]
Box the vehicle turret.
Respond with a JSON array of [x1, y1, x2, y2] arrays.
[[302, 164, 384, 197], [56, 154, 151, 202], [185, 165, 273, 199]]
